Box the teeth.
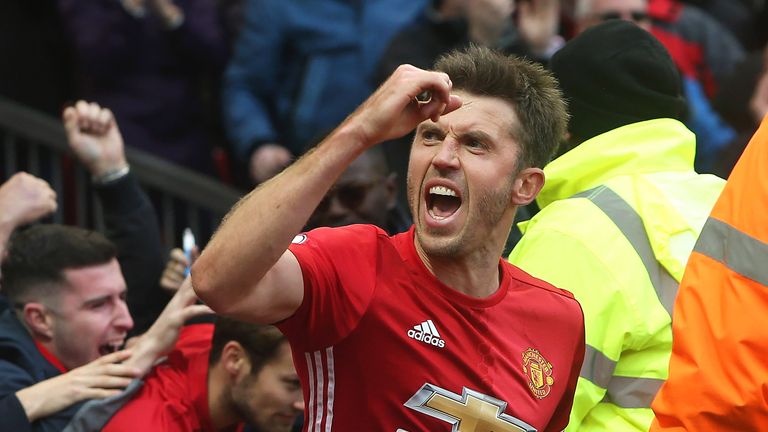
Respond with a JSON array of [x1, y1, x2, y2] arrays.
[[428, 210, 447, 220], [429, 186, 457, 197], [99, 342, 123, 355]]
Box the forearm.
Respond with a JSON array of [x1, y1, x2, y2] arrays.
[[193, 124, 367, 310], [97, 172, 169, 334]]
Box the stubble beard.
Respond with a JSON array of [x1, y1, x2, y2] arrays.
[[407, 174, 513, 260]]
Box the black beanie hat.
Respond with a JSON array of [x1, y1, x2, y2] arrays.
[[550, 20, 686, 142]]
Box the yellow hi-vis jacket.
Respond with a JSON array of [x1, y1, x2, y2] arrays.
[[651, 115, 768, 430], [509, 119, 725, 431]]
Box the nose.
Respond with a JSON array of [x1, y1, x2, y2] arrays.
[[431, 138, 460, 171], [114, 299, 134, 332], [293, 397, 305, 412]]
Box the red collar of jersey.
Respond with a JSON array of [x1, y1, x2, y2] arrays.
[[33, 340, 68, 374]]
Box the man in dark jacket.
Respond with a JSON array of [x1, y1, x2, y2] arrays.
[[0, 101, 195, 431]]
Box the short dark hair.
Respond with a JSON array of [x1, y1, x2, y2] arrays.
[[2, 224, 117, 304], [434, 45, 569, 169], [209, 316, 286, 374]]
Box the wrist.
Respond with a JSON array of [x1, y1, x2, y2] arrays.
[[331, 122, 374, 156], [124, 335, 162, 375], [15, 387, 43, 422], [156, 3, 184, 30], [93, 164, 130, 185]]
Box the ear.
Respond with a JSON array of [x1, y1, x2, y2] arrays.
[[384, 172, 398, 210], [221, 341, 252, 381], [510, 167, 545, 206], [22, 303, 54, 340]]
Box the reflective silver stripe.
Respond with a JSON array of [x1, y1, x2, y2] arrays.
[[571, 186, 678, 315], [305, 352, 316, 431], [579, 344, 617, 389], [324, 347, 335, 432], [601, 376, 665, 409], [581, 345, 662, 408], [313, 350, 324, 432], [695, 217, 768, 287]]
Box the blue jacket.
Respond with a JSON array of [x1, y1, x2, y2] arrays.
[[0, 310, 82, 432], [222, 0, 427, 160]]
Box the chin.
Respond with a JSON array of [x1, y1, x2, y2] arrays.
[[416, 228, 464, 258]]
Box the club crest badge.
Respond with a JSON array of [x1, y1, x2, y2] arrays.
[[522, 348, 554, 399]]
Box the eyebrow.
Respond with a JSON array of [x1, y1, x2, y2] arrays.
[[80, 290, 125, 308], [81, 295, 111, 308], [416, 123, 443, 134], [460, 130, 494, 144]]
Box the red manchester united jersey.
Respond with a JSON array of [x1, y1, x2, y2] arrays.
[[281, 225, 585, 432]]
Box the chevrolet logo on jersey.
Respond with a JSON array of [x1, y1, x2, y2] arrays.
[[404, 384, 536, 432]]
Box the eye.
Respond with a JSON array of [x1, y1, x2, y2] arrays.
[[88, 299, 109, 310], [421, 129, 441, 144], [283, 378, 301, 391], [465, 139, 488, 153]]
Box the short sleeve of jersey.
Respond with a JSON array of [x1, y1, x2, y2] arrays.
[[279, 224, 385, 351]]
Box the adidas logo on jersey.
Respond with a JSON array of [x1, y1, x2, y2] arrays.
[[407, 319, 446, 348]]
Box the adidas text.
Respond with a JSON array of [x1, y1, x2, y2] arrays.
[[407, 329, 446, 348]]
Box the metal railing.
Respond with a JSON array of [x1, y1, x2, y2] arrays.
[[0, 96, 243, 247]]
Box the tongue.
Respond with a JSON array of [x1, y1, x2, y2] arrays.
[[430, 195, 461, 218]]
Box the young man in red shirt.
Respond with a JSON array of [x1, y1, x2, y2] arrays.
[[193, 46, 585, 431], [93, 317, 303, 432]]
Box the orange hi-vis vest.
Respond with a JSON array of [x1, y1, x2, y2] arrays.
[[650, 115, 768, 430]]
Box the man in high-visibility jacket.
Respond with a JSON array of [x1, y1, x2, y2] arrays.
[[508, 20, 725, 431], [650, 115, 768, 430]]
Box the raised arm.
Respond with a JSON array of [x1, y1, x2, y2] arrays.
[[192, 65, 462, 323]]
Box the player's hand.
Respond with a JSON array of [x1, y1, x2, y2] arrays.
[[128, 276, 213, 375], [15, 350, 139, 422], [63, 101, 128, 179], [346, 64, 462, 146], [0, 172, 57, 229], [249, 143, 293, 184], [517, 0, 561, 55], [160, 247, 199, 292]]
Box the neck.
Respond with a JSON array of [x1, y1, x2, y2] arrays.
[[415, 237, 503, 298], [208, 363, 239, 431]]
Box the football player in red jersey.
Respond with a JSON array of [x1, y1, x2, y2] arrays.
[[194, 46, 585, 432]]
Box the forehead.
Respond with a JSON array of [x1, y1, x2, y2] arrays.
[[338, 153, 380, 183], [261, 342, 296, 373], [420, 91, 519, 140], [61, 259, 125, 299]]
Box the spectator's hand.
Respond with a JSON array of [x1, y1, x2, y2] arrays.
[[517, 0, 561, 56], [160, 247, 200, 292], [126, 276, 213, 375], [0, 172, 57, 230], [345, 65, 462, 146], [146, 0, 183, 29], [63, 101, 128, 179], [249, 143, 293, 184], [467, 0, 515, 46], [14, 350, 139, 422]]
